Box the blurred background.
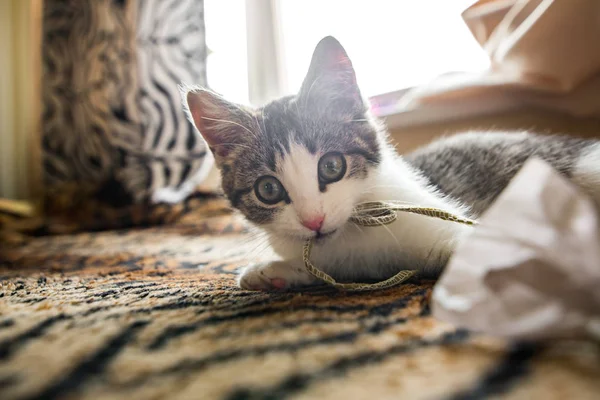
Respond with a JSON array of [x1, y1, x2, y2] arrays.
[[205, 0, 487, 106], [1, 0, 600, 229]]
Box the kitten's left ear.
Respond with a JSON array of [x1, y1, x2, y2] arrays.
[[183, 86, 255, 161], [299, 36, 367, 116]]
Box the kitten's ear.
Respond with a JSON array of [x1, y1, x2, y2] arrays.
[[183, 86, 255, 159], [299, 36, 366, 116]]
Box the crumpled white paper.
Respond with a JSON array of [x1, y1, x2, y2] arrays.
[[432, 158, 600, 341]]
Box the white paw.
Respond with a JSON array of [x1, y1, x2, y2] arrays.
[[238, 260, 318, 291]]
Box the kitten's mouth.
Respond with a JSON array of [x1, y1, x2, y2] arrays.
[[314, 229, 337, 243]]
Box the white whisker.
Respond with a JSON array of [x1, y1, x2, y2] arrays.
[[260, 109, 269, 138], [216, 142, 254, 151], [248, 113, 261, 140], [378, 220, 401, 247], [351, 223, 365, 235], [200, 116, 254, 136], [304, 74, 323, 106]]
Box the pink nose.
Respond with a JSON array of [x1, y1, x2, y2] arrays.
[[301, 215, 325, 232]]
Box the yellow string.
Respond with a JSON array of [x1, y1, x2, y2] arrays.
[[303, 201, 478, 292]]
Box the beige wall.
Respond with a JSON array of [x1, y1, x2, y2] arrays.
[[0, 0, 42, 201], [386, 108, 600, 154]]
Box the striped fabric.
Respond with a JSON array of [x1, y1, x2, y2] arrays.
[[41, 0, 210, 225], [1, 198, 598, 399]]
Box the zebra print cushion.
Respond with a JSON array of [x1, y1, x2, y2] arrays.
[[1, 198, 598, 399], [42, 0, 211, 226]]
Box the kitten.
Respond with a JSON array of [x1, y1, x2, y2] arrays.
[[183, 36, 600, 291]]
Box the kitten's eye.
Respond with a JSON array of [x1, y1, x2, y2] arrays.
[[254, 176, 286, 205], [318, 152, 346, 184]]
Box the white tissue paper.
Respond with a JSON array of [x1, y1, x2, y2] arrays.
[[432, 158, 600, 341]]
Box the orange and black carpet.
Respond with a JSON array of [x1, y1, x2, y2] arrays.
[[1, 199, 599, 400]]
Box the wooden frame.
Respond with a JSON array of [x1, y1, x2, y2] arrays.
[[0, 0, 43, 206]]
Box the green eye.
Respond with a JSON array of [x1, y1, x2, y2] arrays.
[[254, 176, 286, 205], [318, 152, 346, 184]]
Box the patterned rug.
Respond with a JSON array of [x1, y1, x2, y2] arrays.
[[1, 199, 599, 400]]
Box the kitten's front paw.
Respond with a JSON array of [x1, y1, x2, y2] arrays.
[[238, 260, 318, 291]]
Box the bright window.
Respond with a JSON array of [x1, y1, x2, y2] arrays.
[[204, 0, 249, 105], [205, 0, 489, 107]]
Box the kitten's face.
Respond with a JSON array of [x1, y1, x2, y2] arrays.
[[185, 36, 382, 242]]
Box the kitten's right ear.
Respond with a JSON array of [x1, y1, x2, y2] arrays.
[[183, 86, 254, 159], [298, 36, 366, 117]]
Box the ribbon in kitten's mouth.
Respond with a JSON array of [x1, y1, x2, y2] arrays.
[[303, 202, 478, 292]]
